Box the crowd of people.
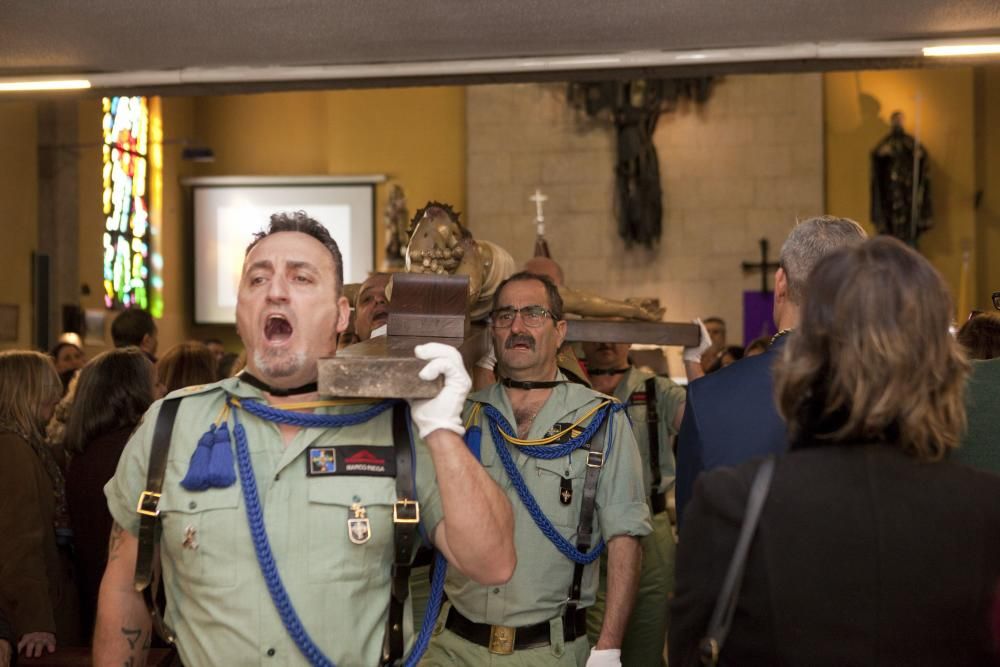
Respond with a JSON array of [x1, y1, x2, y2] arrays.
[[0, 209, 998, 667]]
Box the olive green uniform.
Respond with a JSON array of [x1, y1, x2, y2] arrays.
[[586, 368, 685, 666], [105, 376, 444, 667], [421, 375, 651, 666]]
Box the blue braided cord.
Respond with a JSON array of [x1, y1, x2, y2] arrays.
[[481, 402, 620, 459], [484, 402, 625, 564], [403, 551, 448, 667], [231, 409, 337, 667], [237, 396, 396, 428]]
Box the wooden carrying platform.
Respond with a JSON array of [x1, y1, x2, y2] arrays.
[[564, 319, 700, 346], [318, 273, 489, 399]]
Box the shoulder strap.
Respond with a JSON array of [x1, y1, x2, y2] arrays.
[[566, 408, 610, 613], [643, 377, 663, 493], [381, 402, 419, 666], [135, 396, 182, 645], [697, 456, 776, 666]]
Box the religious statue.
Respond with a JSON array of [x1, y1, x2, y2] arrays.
[[870, 111, 932, 247], [567, 78, 713, 249], [383, 183, 410, 269], [400, 202, 664, 321]]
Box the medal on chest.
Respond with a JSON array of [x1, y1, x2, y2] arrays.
[[348, 503, 371, 544]]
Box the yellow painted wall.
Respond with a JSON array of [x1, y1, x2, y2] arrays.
[[0, 101, 38, 349], [824, 68, 980, 315], [975, 66, 1000, 303]]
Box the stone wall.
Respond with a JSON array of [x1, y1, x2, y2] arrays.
[[465, 74, 824, 375]]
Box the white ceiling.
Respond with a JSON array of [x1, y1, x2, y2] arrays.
[[2, 1, 1000, 92]]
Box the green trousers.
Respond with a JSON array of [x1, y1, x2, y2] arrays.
[[420, 603, 591, 666], [586, 511, 675, 667]]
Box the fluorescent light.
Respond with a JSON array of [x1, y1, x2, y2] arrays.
[[0, 79, 91, 92], [923, 43, 1000, 57]]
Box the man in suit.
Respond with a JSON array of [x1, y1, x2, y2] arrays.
[[675, 215, 867, 522]]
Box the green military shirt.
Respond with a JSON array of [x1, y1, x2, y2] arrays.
[[612, 368, 685, 496], [446, 374, 651, 628], [105, 376, 444, 667]]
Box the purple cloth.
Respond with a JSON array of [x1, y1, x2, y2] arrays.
[[743, 291, 777, 346]]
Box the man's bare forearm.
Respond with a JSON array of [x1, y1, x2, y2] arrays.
[[94, 523, 153, 667], [596, 535, 642, 649], [425, 429, 515, 585]]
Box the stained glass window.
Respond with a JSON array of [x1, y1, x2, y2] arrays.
[[102, 96, 151, 311]]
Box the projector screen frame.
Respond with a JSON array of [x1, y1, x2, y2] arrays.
[[182, 175, 385, 326]]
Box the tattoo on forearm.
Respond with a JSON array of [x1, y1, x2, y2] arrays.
[[122, 626, 141, 650], [108, 522, 125, 562]]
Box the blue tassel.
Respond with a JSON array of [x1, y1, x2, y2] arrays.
[[206, 423, 236, 488], [181, 424, 236, 491], [464, 425, 482, 462]]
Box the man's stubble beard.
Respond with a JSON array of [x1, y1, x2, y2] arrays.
[[253, 347, 308, 379]]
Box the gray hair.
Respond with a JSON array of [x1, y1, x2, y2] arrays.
[[779, 215, 868, 303]]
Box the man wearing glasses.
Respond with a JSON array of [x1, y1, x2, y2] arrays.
[[422, 272, 651, 667]]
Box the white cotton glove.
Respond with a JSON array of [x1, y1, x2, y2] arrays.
[[409, 342, 472, 438], [683, 317, 714, 363], [586, 648, 622, 667]]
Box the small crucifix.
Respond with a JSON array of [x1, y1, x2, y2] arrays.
[[530, 187, 551, 259], [741, 238, 780, 293], [530, 188, 548, 235]]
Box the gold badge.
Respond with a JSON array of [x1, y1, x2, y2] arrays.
[[348, 503, 371, 545]]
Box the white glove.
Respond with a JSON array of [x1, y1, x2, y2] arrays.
[[586, 648, 622, 667], [409, 342, 471, 438], [683, 317, 714, 363]]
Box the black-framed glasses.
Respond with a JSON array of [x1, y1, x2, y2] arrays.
[[993, 291, 1000, 311], [490, 305, 555, 328]]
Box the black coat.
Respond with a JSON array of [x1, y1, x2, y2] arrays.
[[670, 444, 1000, 667]]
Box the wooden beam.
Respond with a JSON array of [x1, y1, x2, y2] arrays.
[[318, 325, 490, 399], [564, 319, 700, 346]]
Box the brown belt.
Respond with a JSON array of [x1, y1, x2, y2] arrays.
[[444, 607, 588, 655]]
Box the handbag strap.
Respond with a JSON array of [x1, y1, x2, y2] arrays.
[[697, 456, 776, 666]]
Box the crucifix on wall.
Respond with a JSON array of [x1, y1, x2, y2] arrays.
[[566, 79, 714, 249], [740, 238, 780, 345]]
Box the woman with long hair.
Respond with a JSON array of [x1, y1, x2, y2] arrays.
[[670, 237, 1000, 666], [0, 350, 81, 659], [64, 348, 157, 639]]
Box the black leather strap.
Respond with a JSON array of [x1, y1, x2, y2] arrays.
[[567, 415, 608, 611], [644, 377, 663, 494], [445, 607, 588, 650], [381, 402, 419, 666], [135, 396, 181, 645], [697, 457, 776, 666]]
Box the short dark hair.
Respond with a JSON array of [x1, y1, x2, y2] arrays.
[[957, 312, 1000, 360], [157, 342, 219, 394], [492, 271, 564, 321], [50, 341, 82, 359], [246, 211, 344, 295], [64, 348, 155, 454], [111, 309, 157, 348], [704, 317, 725, 329]]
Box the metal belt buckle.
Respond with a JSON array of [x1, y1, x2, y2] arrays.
[[393, 499, 420, 524], [586, 451, 605, 468], [488, 625, 516, 655], [136, 491, 162, 517]]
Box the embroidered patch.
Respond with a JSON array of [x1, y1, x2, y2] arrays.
[[308, 447, 338, 476], [305, 446, 396, 477]]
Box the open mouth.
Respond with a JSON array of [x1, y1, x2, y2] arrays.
[[371, 308, 389, 326], [264, 315, 293, 343]]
